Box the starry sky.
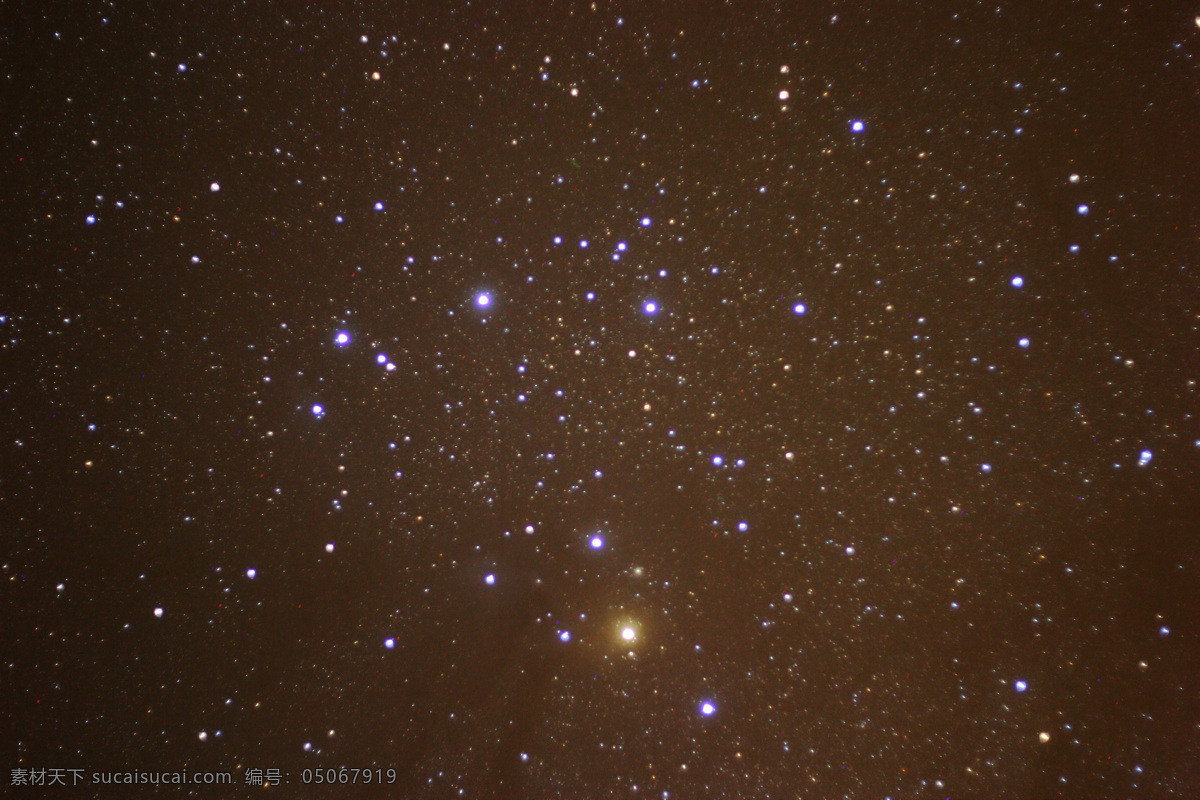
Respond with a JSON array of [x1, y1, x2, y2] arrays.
[[5, 2, 1200, 798]]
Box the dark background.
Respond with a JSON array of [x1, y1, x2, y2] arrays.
[[3, 1, 1199, 797]]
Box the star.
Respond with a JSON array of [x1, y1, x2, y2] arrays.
[[334, 331, 351, 346], [699, 701, 717, 716], [590, 535, 604, 549], [644, 301, 658, 314], [793, 302, 807, 315], [476, 293, 491, 308], [621, 626, 636, 641], [850, 120, 865, 133]]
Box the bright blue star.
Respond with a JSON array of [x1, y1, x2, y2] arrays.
[[700, 701, 716, 716], [1018, 337, 1030, 348], [712, 455, 723, 466], [1077, 204, 1089, 215], [793, 302, 807, 315], [86, 215, 96, 225], [334, 331, 351, 346], [644, 301, 658, 314], [641, 217, 652, 227], [590, 536, 604, 549], [1011, 276, 1024, 288], [1139, 450, 1152, 466], [850, 120, 865, 133], [485, 573, 496, 585], [374, 201, 384, 211], [476, 293, 491, 308], [311, 404, 324, 416]]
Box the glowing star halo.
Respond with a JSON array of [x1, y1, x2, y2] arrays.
[[621, 626, 636, 642], [475, 293, 491, 308]]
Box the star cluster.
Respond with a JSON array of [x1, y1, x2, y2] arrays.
[[4, 3, 1199, 798]]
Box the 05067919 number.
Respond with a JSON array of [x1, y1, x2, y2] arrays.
[[301, 768, 397, 784]]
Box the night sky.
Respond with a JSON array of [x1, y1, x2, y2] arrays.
[[5, 2, 1200, 798]]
